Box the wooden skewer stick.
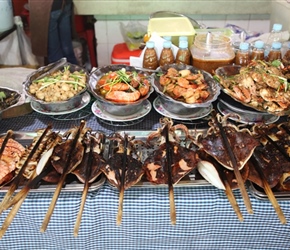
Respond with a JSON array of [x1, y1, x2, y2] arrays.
[[165, 125, 176, 225], [213, 111, 253, 214], [116, 134, 128, 226], [0, 192, 27, 238], [0, 125, 52, 215], [252, 152, 287, 224], [41, 121, 85, 232], [74, 136, 93, 237], [0, 130, 13, 159], [216, 163, 243, 222]]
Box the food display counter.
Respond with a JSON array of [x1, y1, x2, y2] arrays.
[[0, 94, 290, 250]]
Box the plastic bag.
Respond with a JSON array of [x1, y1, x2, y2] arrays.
[[120, 21, 147, 51]]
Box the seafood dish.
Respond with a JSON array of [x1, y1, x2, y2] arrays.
[[214, 60, 290, 116], [153, 63, 220, 110], [0, 87, 23, 113], [88, 64, 154, 116], [23, 58, 88, 112]]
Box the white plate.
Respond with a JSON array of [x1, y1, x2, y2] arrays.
[[31, 92, 91, 116], [91, 99, 152, 122], [153, 96, 212, 121], [217, 102, 279, 125]]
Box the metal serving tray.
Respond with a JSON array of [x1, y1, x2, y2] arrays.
[[112, 130, 210, 188], [0, 131, 106, 193], [248, 181, 290, 201]]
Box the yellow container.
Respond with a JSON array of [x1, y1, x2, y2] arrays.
[[147, 17, 196, 47]]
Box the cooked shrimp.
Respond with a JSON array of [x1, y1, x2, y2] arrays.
[[139, 79, 150, 96], [102, 83, 130, 91], [172, 86, 186, 98], [177, 77, 190, 88], [105, 90, 141, 102]]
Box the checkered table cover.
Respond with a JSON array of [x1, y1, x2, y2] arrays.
[[0, 104, 289, 249]]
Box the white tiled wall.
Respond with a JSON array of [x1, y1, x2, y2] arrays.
[[94, 18, 270, 67]]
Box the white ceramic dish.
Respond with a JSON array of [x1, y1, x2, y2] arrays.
[[30, 91, 91, 116], [153, 96, 212, 121], [91, 99, 152, 122]]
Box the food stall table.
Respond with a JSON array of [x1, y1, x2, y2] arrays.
[[0, 106, 290, 250]]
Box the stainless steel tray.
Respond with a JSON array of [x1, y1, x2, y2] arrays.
[[0, 131, 106, 193], [112, 130, 210, 188], [248, 181, 290, 201]]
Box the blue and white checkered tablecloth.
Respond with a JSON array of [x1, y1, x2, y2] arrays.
[[0, 183, 289, 250], [0, 103, 290, 249]]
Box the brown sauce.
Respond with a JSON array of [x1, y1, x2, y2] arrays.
[[192, 57, 235, 75]]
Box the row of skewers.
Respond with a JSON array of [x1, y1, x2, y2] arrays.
[[0, 113, 289, 237]]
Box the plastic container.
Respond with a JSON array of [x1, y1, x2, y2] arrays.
[[190, 33, 235, 74], [147, 17, 196, 47], [142, 41, 159, 70], [266, 42, 282, 62], [235, 42, 250, 66], [250, 40, 265, 61], [265, 23, 283, 56], [175, 40, 191, 65], [159, 40, 175, 66], [282, 42, 290, 65], [111, 43, 142, 65], [0, 0, 14, 33]]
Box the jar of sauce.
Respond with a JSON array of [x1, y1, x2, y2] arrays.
[[176, 40, 191, 65], [266, 42, 282, 62], [235, 42, 250, 66], [159, 41, 175, 66], [250, 40, 265, 61], [142, 41, 159, 70], [190, 33, 235, 74]]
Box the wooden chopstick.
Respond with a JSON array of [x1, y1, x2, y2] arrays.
[[0, 130, 13, 159]]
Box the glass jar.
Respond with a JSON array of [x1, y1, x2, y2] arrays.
[[190, 33, 235, 74]]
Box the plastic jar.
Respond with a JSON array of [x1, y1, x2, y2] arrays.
[[175, 40, 191, 65], [250, 40, 265, 61], [142, 41, 159, 70], [190, 33, 235, 74], [235, 42, 250, 66], [267, 42, 282, 62], [159, 40, 175, 66]]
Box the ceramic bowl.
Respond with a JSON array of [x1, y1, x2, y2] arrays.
[[152, 63, 220, 115], [23, 58, 88, 112], [88, 64, 154, 116]]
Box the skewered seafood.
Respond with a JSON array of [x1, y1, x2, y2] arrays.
[[102, 132, 144, 225], [193, 114, 260, 171], [144, 118, 199, 185], [0, 134, 25, 185]]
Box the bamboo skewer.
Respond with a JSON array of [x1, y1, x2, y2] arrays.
[[165, 126, 176, 225], [40, 121, 85, 232], [252, 152, 287, 224], [74, 137, 93, 237], [216, 164, 243, 222], [116, 135, 128, 226], [0, 130, 13, 159], [0, 125, 52, 215], [213, 112, 253, 214]]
